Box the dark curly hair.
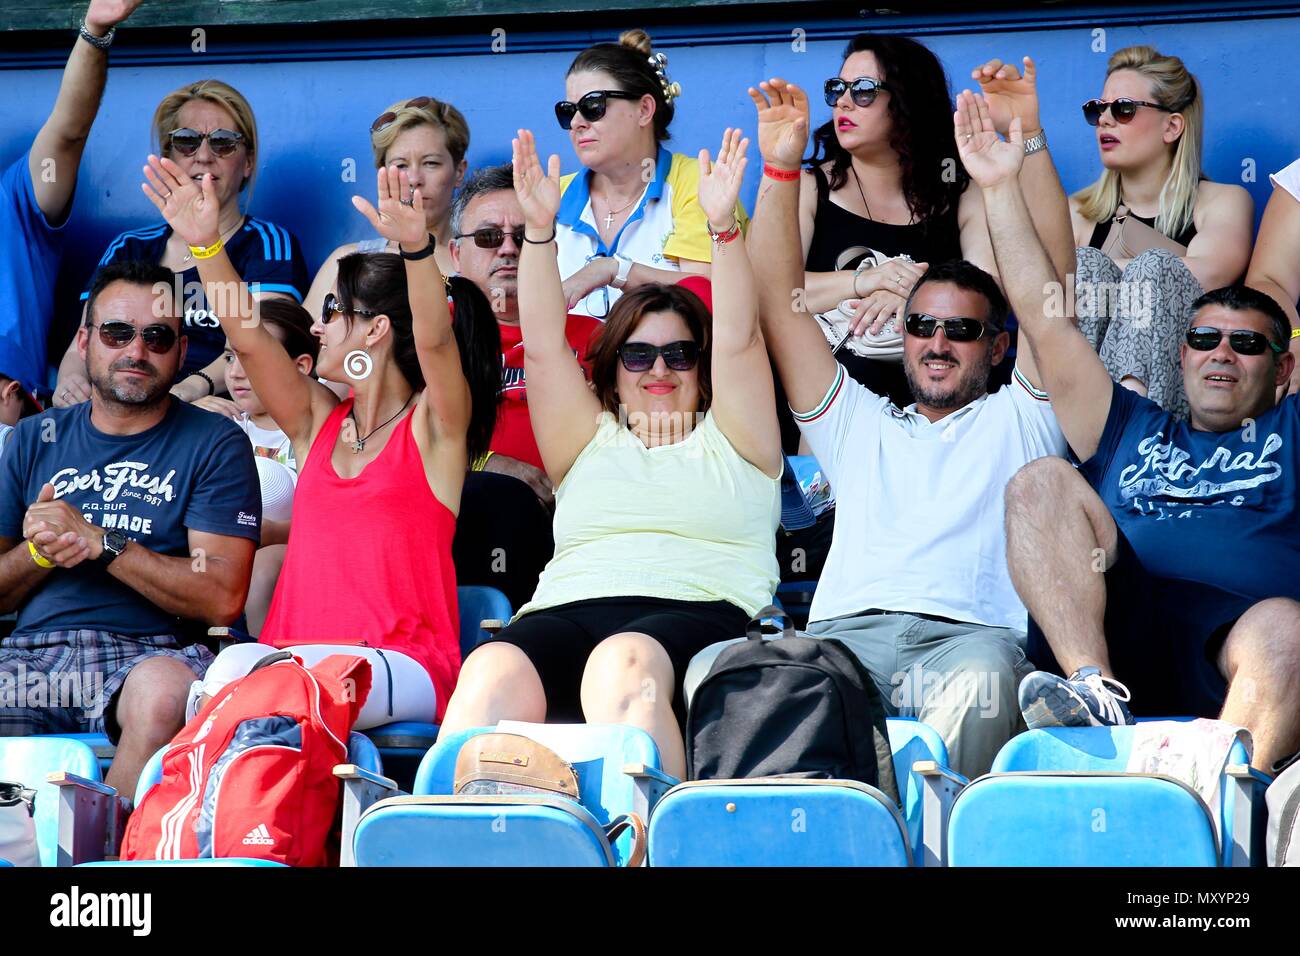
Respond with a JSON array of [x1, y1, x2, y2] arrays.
[[808, 33, 969, 227]]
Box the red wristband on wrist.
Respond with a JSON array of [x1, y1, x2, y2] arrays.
[[763, 164, 801, 182]]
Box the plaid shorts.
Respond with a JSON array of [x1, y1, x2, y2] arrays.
[[0, 630, 213, 741]]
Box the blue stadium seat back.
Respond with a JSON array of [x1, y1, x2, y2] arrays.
[[0, 737, 101, 867], [647, 779, 910, 867], [991, 725, 1248, 864], [886, 717, 949, 853], [402, 722, 662, 866], [947, 773, 1220, 866], [38, 732, 115, 774], [353, 798, 615, 867], [457, 585, 513, 659]]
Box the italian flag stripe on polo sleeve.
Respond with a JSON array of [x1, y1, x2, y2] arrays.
[[792, 364, 846, 424]]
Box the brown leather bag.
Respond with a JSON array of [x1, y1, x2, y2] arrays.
[[454, 732, 580, 799], [1099, 204, 1188, 260], [453, 732, 647, 866]]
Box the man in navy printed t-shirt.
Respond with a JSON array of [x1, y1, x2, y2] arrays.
[[0, 261, 259, 796], [962, 106, 1300, 771]]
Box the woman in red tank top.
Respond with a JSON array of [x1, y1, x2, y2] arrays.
[[143, 157, 500, 722]]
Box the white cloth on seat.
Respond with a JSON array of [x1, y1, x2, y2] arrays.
[[1125, 718, 1252, 843]]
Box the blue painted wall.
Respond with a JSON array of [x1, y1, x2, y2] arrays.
[[1, 3, 1297, 377]]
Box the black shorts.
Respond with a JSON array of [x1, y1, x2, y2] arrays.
[[1027, 530, 1245, 717], [478, 596, 750, 725]]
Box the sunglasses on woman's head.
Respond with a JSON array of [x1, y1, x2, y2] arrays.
[[168, 128, 244, 157], [321, 292, 380, 325], [371, 96, 433, 135], [455, 226, 527, 249], [1185, 326, 1283, 356], [619, 340, 700, 372], [554, 90, 640, 130], [823, 77, 892, 108], [1081, 98, 1173, 126], [904, 313, 988, 342], [89, 321, 178, 353]]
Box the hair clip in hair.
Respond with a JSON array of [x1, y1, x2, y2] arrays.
[[647, 52, 680, 103]]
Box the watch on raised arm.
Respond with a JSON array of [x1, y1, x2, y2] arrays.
[[96, 529, 128, 568]]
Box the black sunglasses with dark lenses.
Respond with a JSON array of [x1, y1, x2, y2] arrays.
[[321, 292, 380, 325], [168, 128, 245, 157], [1081, 98, 1174, 126], [91, 322, 178, 353], [371, 96, 433, 134], [455, 226, 527, 249], [1185, 326, 1284, 356], [554, 90, 640, 130], [904, 313, 988, 342], [619, 340, 700, 372], [824, 77, 892, 108]]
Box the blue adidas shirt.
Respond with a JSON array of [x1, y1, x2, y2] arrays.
[[0, 400, 261, 638], [1080, 382, 1300, 602], [81, 217, 308, 377], [0, 150, 68, 392]]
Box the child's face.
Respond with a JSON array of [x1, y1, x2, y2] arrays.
[[223, 344, 265, 417]]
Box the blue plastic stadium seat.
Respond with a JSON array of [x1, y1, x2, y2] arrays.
[[0, 736, 102, 866], [363, 586, 513, 768], [646, 718, 951, 867], [350, 722, 666, 866], [944, 726, 1266, 867]]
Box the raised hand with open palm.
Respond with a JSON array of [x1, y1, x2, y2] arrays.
[[697, 128, 749, 231], [747, 78, 810, 170], [511, 129, 562, 232]]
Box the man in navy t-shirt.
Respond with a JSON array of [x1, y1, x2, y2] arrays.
[[0, 0, 145, 394], [968, 116, 1300, 771], [0, 260, 259, 796]]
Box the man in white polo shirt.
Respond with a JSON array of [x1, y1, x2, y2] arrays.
[[685, 81, 1072, 777]]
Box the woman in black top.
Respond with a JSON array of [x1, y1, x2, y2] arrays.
[[777, 33, 1074, 446]]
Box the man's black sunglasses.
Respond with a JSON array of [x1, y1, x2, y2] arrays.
[[619, 340, 700, 372], [321, 292, 380, 325], [824, 77, 893, 108], [455, 226, 526, 249], [89, 321, 178, 353], [555, 90, 640, 130], [904, 313, 989, 342], [1185, 326, 1284, 356]]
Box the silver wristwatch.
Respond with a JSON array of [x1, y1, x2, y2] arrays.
[[1022, 129, 1048, 156], [78, 21, 115, 50]]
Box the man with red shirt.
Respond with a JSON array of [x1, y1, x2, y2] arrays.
[[450, 164, 602, 506]]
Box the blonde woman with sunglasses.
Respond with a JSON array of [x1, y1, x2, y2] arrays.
[[1070, 46, 1253, 418], [53, 80, 309, 410]]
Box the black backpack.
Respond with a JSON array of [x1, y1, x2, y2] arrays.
[[686, 606, 899, 805]]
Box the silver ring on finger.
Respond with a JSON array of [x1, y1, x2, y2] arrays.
[[399, 196, 415, 207]]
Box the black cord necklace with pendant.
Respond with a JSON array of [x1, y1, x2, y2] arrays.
[[348, 392, 415, 453]]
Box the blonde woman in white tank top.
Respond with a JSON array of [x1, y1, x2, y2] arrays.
[[439, 129, 782, 778]]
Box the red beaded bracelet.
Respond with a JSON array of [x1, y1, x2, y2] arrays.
[[763, 164, 801, 182]]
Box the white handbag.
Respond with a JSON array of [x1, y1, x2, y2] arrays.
[[812, 247, 911, 362], [0, 782, 39, 867]]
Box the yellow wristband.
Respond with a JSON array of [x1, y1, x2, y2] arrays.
[[188, 237, 225, 260], [1291, 329, 1300, 340], [472, 451, 495, 471], [28, 539, 56, 569]]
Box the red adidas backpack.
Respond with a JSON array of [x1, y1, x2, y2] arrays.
[[120, 652, 371, 866]]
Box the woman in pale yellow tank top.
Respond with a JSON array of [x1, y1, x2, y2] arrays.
[[440, 127, 783, 777]]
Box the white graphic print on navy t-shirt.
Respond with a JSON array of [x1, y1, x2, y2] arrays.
[[0, 401, 262, 638], [1081, 382, 1300, 602]]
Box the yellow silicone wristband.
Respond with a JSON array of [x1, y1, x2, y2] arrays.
[[28, 539, 56, 569], [188, 237, 225, 260], [1291, 329, 1300, 340]]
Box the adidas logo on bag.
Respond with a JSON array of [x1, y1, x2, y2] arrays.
[[241, 824, 275, 846]]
